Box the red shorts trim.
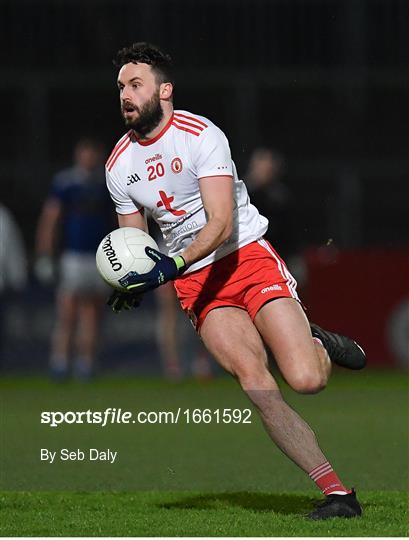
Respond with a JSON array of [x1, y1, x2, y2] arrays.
[[174, 239, 299, 331]]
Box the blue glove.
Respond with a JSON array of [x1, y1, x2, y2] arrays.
[[118, 247, 186, 293]]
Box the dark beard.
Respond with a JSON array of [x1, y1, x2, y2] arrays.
[[122, 92, 163, 137]]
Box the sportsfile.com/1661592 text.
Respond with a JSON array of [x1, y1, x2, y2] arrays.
[[40, 408, 253, 427]]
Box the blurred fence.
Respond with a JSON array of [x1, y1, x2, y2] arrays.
[[1, 0, 408, 68], [2, 256, 408, 371], [0, 284, 199, 374], [1, 0, 408, 250]]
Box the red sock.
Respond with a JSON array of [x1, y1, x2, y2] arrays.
[[309, 461, 350, 495]]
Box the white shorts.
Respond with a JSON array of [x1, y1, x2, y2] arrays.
[[59, 251, 108, 295]]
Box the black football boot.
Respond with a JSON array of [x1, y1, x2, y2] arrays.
[[308, 489, 363, 520], [310, 323, 366, 370]]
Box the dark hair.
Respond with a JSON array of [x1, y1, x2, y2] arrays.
[[114, 42, 174, 85]]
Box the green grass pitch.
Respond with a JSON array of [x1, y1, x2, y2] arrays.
[[0, 370, 408, 536]]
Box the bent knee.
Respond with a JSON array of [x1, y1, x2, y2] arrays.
[[234, 365, 274, 391], [289, 372, 327, 394]]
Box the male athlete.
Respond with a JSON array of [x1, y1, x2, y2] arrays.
[[105, 42, 365, 519], [36, 138, 112, 380]]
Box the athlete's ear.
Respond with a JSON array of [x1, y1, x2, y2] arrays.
[[160, 82, 173, 100]]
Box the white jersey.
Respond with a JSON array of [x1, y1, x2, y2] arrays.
[[106, 110, 268, 273]]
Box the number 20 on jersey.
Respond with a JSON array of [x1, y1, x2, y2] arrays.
[[147, 162, 165, 181]]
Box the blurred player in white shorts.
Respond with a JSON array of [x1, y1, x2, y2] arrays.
[[36, 139, 112, 380], [59, 252, 107, 294]]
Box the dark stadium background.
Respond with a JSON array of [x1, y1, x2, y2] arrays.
[[0, 3, 408, 535], [0, 0, 408, 372]]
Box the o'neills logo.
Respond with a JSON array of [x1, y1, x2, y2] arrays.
[[261, 284, 283, 294], [145, 153, 163, 164], [102, 234, 122, 271]]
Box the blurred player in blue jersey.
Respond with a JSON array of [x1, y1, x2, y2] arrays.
[[35, 138, 113, 380]]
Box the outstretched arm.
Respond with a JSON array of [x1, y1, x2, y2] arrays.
[[116, 175, 235, 294], [180, 175, 233, 268]]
